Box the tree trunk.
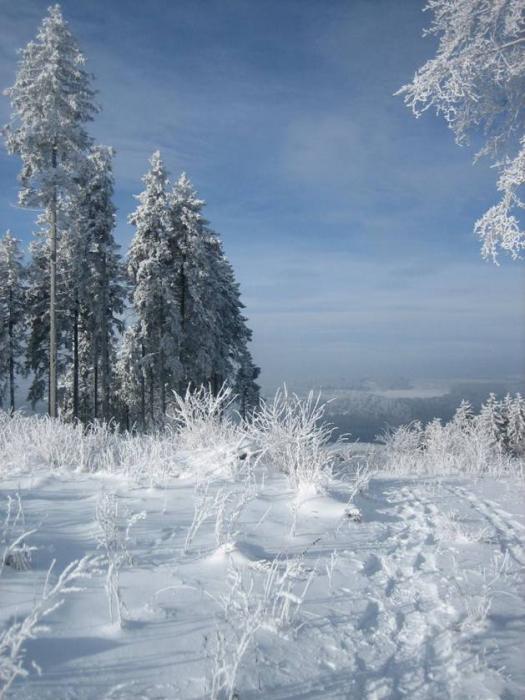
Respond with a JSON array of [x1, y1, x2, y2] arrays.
[[159, 294, 166, 416], [140, 343, 146, 430], [179, 255, 187, 394], [8, 288, 15, 414], [73, 301, 79, 420], [100, 251, 110, 421], [93, 357, 98, 421], [49, 146, 58, 418], [149, 366, 154, 427]]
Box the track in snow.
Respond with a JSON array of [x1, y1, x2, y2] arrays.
[[1, 470, 524, 699]]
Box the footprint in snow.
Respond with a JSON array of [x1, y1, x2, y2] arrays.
[[362, 553, 383, 577], [358, 600, 381, 631], [414, 552, 426, 570]]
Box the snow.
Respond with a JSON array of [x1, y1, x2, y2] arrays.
[[2, 456, 524, 699]]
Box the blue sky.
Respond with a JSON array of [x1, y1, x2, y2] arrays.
[[1, 0, 524, 391]]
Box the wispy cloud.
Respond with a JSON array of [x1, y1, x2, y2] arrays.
[[0, 0, 523, 390]]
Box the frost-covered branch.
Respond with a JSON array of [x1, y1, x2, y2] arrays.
[[397, 0, 525, 260]]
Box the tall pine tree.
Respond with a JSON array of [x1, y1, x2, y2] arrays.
[[3, 3, 97, 417], [170, 173, 259, 409], [124, 151, 182, 427], [60, 146, 125, 422]]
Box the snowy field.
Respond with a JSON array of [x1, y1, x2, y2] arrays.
[[1, 398, 525, 700]]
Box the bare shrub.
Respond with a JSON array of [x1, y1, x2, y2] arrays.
[[167, 386, 249, 480], [248, 388, 342, 491]]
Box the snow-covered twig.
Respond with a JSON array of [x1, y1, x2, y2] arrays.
[[96, 492, 145, 627], [1, 495, 37, 577], [0, 555, 101, 697]]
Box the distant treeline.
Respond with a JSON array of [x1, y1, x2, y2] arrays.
[[324, 382, 525, 443]]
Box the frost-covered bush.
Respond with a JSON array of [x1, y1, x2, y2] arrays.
[[0, 411, 175, 483], [167, 385, 248, 480], [379, 395, 525, 477], [184, 478, 256, 555], [168, 385, 239, 447], [0, 400, 247, 483], [102, 430, 181, 484], [0, 413, 125, 475], [247, 388, 341, 491], [0, 413, 85, 473]]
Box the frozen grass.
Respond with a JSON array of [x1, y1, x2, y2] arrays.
[[210, 556, 316, 699], [247, 388, 345, 492], [0, 391, 244, 485], [378, 397, 525, 478], [1, 495, 36, 576], [1, 390, 523, 486], [1, 397, 524, 698], [0, 387, 347, 491], [96, 492, 146, 627], [0, 555, 101, 698]]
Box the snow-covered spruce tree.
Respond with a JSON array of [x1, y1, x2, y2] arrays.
[[3, 3, 97, 417], [208, 240, 260, 410], [169, 174, 216, 389], [0, 232, 26, 413], [125, 151, 183, 428], [60, 146, 125, 422], [170, 173, 259, 409], [115, 327, 145, 430], [81, 147, 125, 422], [502, 393, 525, 456], [207, 230, 260, 407], [235, 344, 261, 418], [397, 0, 525, 262], [477, 393, 505, 449]]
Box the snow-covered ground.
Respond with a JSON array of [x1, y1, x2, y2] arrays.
[[2, 448, 524, 699]]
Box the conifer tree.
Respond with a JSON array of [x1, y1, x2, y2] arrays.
[[83, 147, 125, 421], [126, 151, 182, 427], [235, 345, 261, 418], [0, 232, 26, 413], [478, 393, 505, 448], [205, 232, 260, 406], [61, 146, 125, 421], [3, 4, 97, 417], [169, 173, 260, 408], [503, 393, 525, 457], [115, 327, 145, 430], [169, 174, 215, 389], [398, 0, 525, 261], [121, 160, 260, 426]]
